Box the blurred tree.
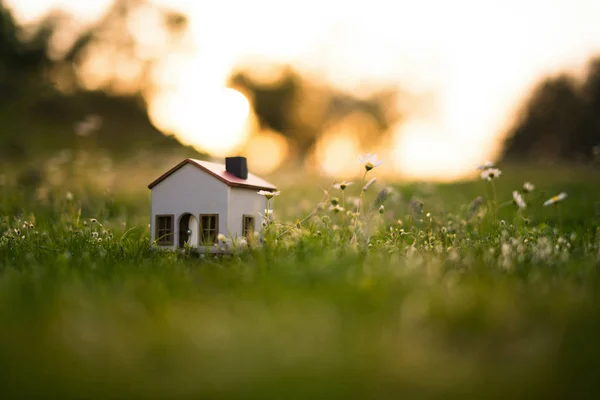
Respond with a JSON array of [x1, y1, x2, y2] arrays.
[[230, 68, 401, 159], [0, 1, 52, 103], [0, 0, 197, 163], [504, 58, 600, 163]]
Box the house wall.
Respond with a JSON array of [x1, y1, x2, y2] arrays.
[[227, 187, 268, 238], [150, 163, 229, 249]]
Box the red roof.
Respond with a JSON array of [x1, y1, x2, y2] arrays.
[[148, 158, 277, 191]]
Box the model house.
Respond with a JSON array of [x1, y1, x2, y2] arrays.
[[148, 157, 277, 249]]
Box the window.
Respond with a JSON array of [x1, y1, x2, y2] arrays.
[[155, 215, 174, 246], [242, 215, 255, 237], [199, 214, 218, 244]]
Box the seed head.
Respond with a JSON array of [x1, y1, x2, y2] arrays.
[[362, 178, 377, 192]]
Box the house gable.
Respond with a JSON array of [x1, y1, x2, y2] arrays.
[[148, 158, 277, 191]]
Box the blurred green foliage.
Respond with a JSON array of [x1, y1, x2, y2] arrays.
[[0, 159, 599, 398]]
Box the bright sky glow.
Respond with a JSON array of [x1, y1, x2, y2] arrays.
[[8, 0, 600, 180]]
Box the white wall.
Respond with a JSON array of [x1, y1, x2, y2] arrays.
[[150, 163, 229, 249], [227, 187, 268, 238]]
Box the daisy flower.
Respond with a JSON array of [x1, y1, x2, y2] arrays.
[[476, 161, 494, 170], [523, 182, 535, 193], [543, 192, 567, 206], [257, 190, 280, 199], [330, 204, 345, 213], [378, 205, 385, 214], [359, 153, 383, 171], [512, 191, 527, 209], [480, 168, 502, 181], [333, 181, 353, 190]]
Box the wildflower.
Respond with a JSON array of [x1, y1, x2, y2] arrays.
[[66, 191, 74, 201], [91, 232, 99, 238], [543, 192, 568, 206], [257, 190, 280, 200], [359, 153, 383, 171], [362, 178, 377, 192], [523, 182, 535, 193], [217, 233, 226, 242], [330, 204, 345, 213], [480, 168, 501, 181], [410, 199, 424, 216], [512, 191, 527, 209], [90, 218, 98, 224], [378, 205, 385, 214], [333, 181, 353, 190], [476, 161, 494, 170], [330, 197, 340, 206]]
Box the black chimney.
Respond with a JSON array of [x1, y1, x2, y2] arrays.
[[225, 156, 248, 179]]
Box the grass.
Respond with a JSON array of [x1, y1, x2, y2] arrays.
[[1, 157, 600, 399]]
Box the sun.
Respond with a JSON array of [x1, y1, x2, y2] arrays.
[[149, 87, 251, 156]]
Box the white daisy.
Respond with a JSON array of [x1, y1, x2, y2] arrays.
[[329, 204, 345, 213], [512, 191, 527, 209], [543, 192, 567, 206], [480, 168, 502, 181], [359, 153, 383, 171], [257, 190, 280, 200], [523, 182, 535, 193], [476, 161, 494, 170], [333, 181, 353, 190]]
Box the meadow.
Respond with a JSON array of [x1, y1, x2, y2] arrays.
[[1, 153, 599, 399]]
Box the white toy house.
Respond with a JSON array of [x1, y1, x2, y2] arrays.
[[148, 157, 277, 249]]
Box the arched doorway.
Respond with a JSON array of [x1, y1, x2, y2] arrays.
[[178, 213, 198, 248]]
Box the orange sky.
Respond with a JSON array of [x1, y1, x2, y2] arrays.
[[7, 0, 600, 179]]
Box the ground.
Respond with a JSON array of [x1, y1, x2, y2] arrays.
[[0, 158, 599, 399]]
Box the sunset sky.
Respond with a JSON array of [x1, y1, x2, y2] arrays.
[[7, 0, 600, 179]]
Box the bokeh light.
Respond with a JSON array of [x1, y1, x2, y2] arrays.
[[7, 0, 600, 179]]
